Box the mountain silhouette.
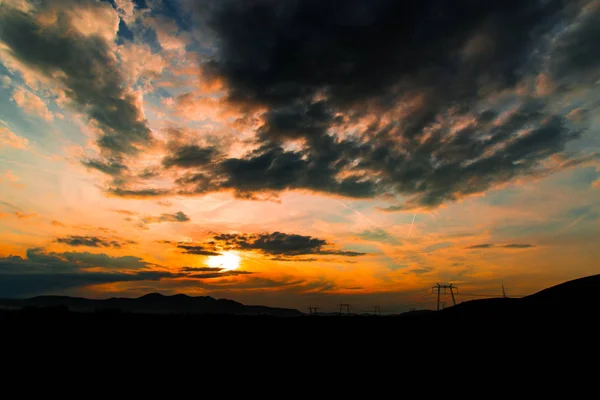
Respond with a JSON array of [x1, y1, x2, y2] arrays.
[[0, 292, 303, 317], [1, 274, 598, 320]]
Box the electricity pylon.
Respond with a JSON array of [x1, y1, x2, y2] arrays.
[[339, 304, 351, 316], [431, 283, 458, 311]]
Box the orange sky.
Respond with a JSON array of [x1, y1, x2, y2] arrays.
[[0, 0, 599, 312]]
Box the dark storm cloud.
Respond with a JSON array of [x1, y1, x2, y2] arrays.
[[200, 0, 576, 109], [55, 235, 135, 248], [146, 0, 594, 208], [170, 138, 380, 199], [177, 245, 222, 256], [549, 4, 600, 84], [211, 232, 366, 257], [467, 243, 535, 249], [163, 145, 218, 168], [0, 4, 153, 156]]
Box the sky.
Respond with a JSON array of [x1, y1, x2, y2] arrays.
[[0, 0, 599, 313]]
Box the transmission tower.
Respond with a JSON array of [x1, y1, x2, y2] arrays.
[[431, 283, 458, 311], [308, 306, 320, 315], [374, 306, 381, 315], [502, 284, 508, 298], [339, 303, 351, 316]]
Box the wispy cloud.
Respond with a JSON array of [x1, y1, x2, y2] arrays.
[[55, 235, 136, 248], [466, 243, 535, 249]]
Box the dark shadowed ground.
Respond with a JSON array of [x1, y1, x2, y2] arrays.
[[2, 275, 598, 353]]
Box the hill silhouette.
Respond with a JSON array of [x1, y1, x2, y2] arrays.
[[1, 274, 598, 323], [0, 292, 303, 317], [436, 274, 600, 320]]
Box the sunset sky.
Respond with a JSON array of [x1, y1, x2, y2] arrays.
[[1, 0, 599, 312]]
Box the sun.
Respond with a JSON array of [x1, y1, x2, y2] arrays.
[[206, 251, 241, 271]]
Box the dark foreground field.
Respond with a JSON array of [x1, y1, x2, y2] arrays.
[[0, 275, 600, 349], [1, 275, 598, 361]]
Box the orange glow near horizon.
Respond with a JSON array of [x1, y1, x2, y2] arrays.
[[0, 0, 599, 313]]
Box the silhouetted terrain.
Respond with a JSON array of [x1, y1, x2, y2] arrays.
[[437, 274, 600, 321], [0, 292, 302, 317], [1, 275, 598, 343]]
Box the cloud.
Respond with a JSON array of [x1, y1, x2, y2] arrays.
[[141, 211, 190, 224], [501, 244, 535, 249], [99, 0, 585, 208], [55, 235, 136, 248], [162, 145, 218, 168], [177, 245, 222, 256], [107, 187, 171, 198], [0, 248, 173, 297], [356, 228, 399, 244], [82, 158, 129, 176], [112, 209, 137, 216], [114, 0, 136, 25], [0, 247, 256, 297], [423, 242, 453, 253], [185, 270, 253, 279], [15, 211, 35, 219], [0, 126, 28, 149], [51, 220, 65, 227], [0, 3, 153, 156], [548, 1, 600, 85], [143, 14, 190, 52], [1, 170, 19, 182], [4, 0, 597, 213], [0, 200, 19, 211], [467, 243, 535, 249], [12, 247, 153, 270], [11, 86, 54, 121], [209, 231, 366, 257], [466, 244, 494, 249], [180, 266, 225, 272]]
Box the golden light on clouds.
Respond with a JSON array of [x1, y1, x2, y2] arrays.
[[0, 0, 599, 313]]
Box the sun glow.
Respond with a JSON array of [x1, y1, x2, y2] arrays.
[[206, 251, 241, 271]]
